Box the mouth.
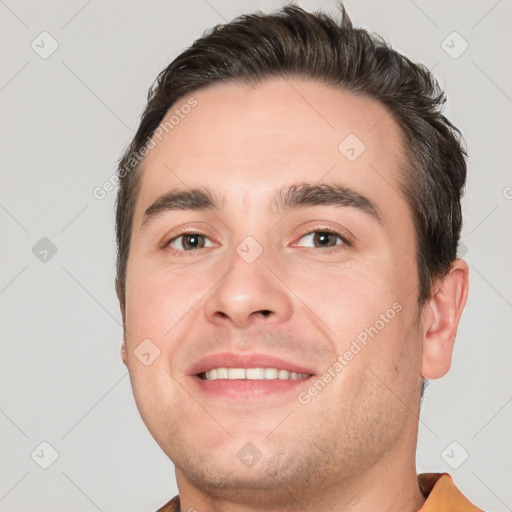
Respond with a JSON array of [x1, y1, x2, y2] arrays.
[[187, 353, 316, 399], [188, 352, 315, 379], [197, 367, 312, 381]]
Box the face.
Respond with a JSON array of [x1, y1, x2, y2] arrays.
[[122, 78, 425, 502]]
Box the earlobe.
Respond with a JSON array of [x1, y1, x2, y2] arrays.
[[121, 339, 129, 367], [420, 259, 469, 380], [116, 277, 129, 367]]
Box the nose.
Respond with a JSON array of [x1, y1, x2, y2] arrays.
[[203, 244, 293, 329]]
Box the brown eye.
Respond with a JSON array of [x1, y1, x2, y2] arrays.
[[296, 230, 347, 248], [168, 234, 211, 251]]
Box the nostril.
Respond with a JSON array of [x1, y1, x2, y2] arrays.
[[260, 310, 272, 317]]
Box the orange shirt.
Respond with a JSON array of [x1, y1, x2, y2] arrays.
[[418, 473, 483, 511], [156, 473, 483, 511]]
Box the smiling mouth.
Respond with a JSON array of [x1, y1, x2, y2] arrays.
[[197, 367, 312, 381]]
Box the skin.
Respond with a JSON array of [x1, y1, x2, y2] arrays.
[[119, 77, 469, 512]]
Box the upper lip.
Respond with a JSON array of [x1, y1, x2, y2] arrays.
[[187, 352, 316, 376]]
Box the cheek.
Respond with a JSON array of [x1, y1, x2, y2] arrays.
[[124, 266, 211, 383], [285, 257, 401, 342], [125, 266, 195, 342], [128, 363, 182, 448], [290, 258, 419, 380], [357, 303, 421, 386]]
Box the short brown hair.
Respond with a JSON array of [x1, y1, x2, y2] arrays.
[[115, 4, 466, 308]]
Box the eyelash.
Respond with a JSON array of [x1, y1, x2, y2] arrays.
[[164, 228, 351, 254]]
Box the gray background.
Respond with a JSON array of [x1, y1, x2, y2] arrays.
[[1, 0, 511, 510]]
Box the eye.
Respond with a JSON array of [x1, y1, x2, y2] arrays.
[[295, 230, 348, 249], [166, 233, 214, 251]]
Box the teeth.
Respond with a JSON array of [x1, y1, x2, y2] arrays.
[[217, 368, 229, 379], [246, 368, 265, 379], [203, 367, 310, 381], [278, 369, 290, 379], [264, 368, 277, 379], [228, 368, 245, 379]]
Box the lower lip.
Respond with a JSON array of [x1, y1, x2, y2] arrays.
[[190, 376, 313, 399]]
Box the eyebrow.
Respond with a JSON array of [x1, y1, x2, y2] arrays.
[[141, 182, 382, 230], [274, 182, 382, 223], [141, 188, 219, 230]]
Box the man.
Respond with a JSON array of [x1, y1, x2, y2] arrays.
[[115, 4, 481, 511]]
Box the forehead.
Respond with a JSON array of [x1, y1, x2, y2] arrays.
[[135, 77, 409, 223]]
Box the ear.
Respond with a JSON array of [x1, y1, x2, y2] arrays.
[[116, 277, 129, 367], [420, 259, 469, 379], [120, 333, 128, 367]]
